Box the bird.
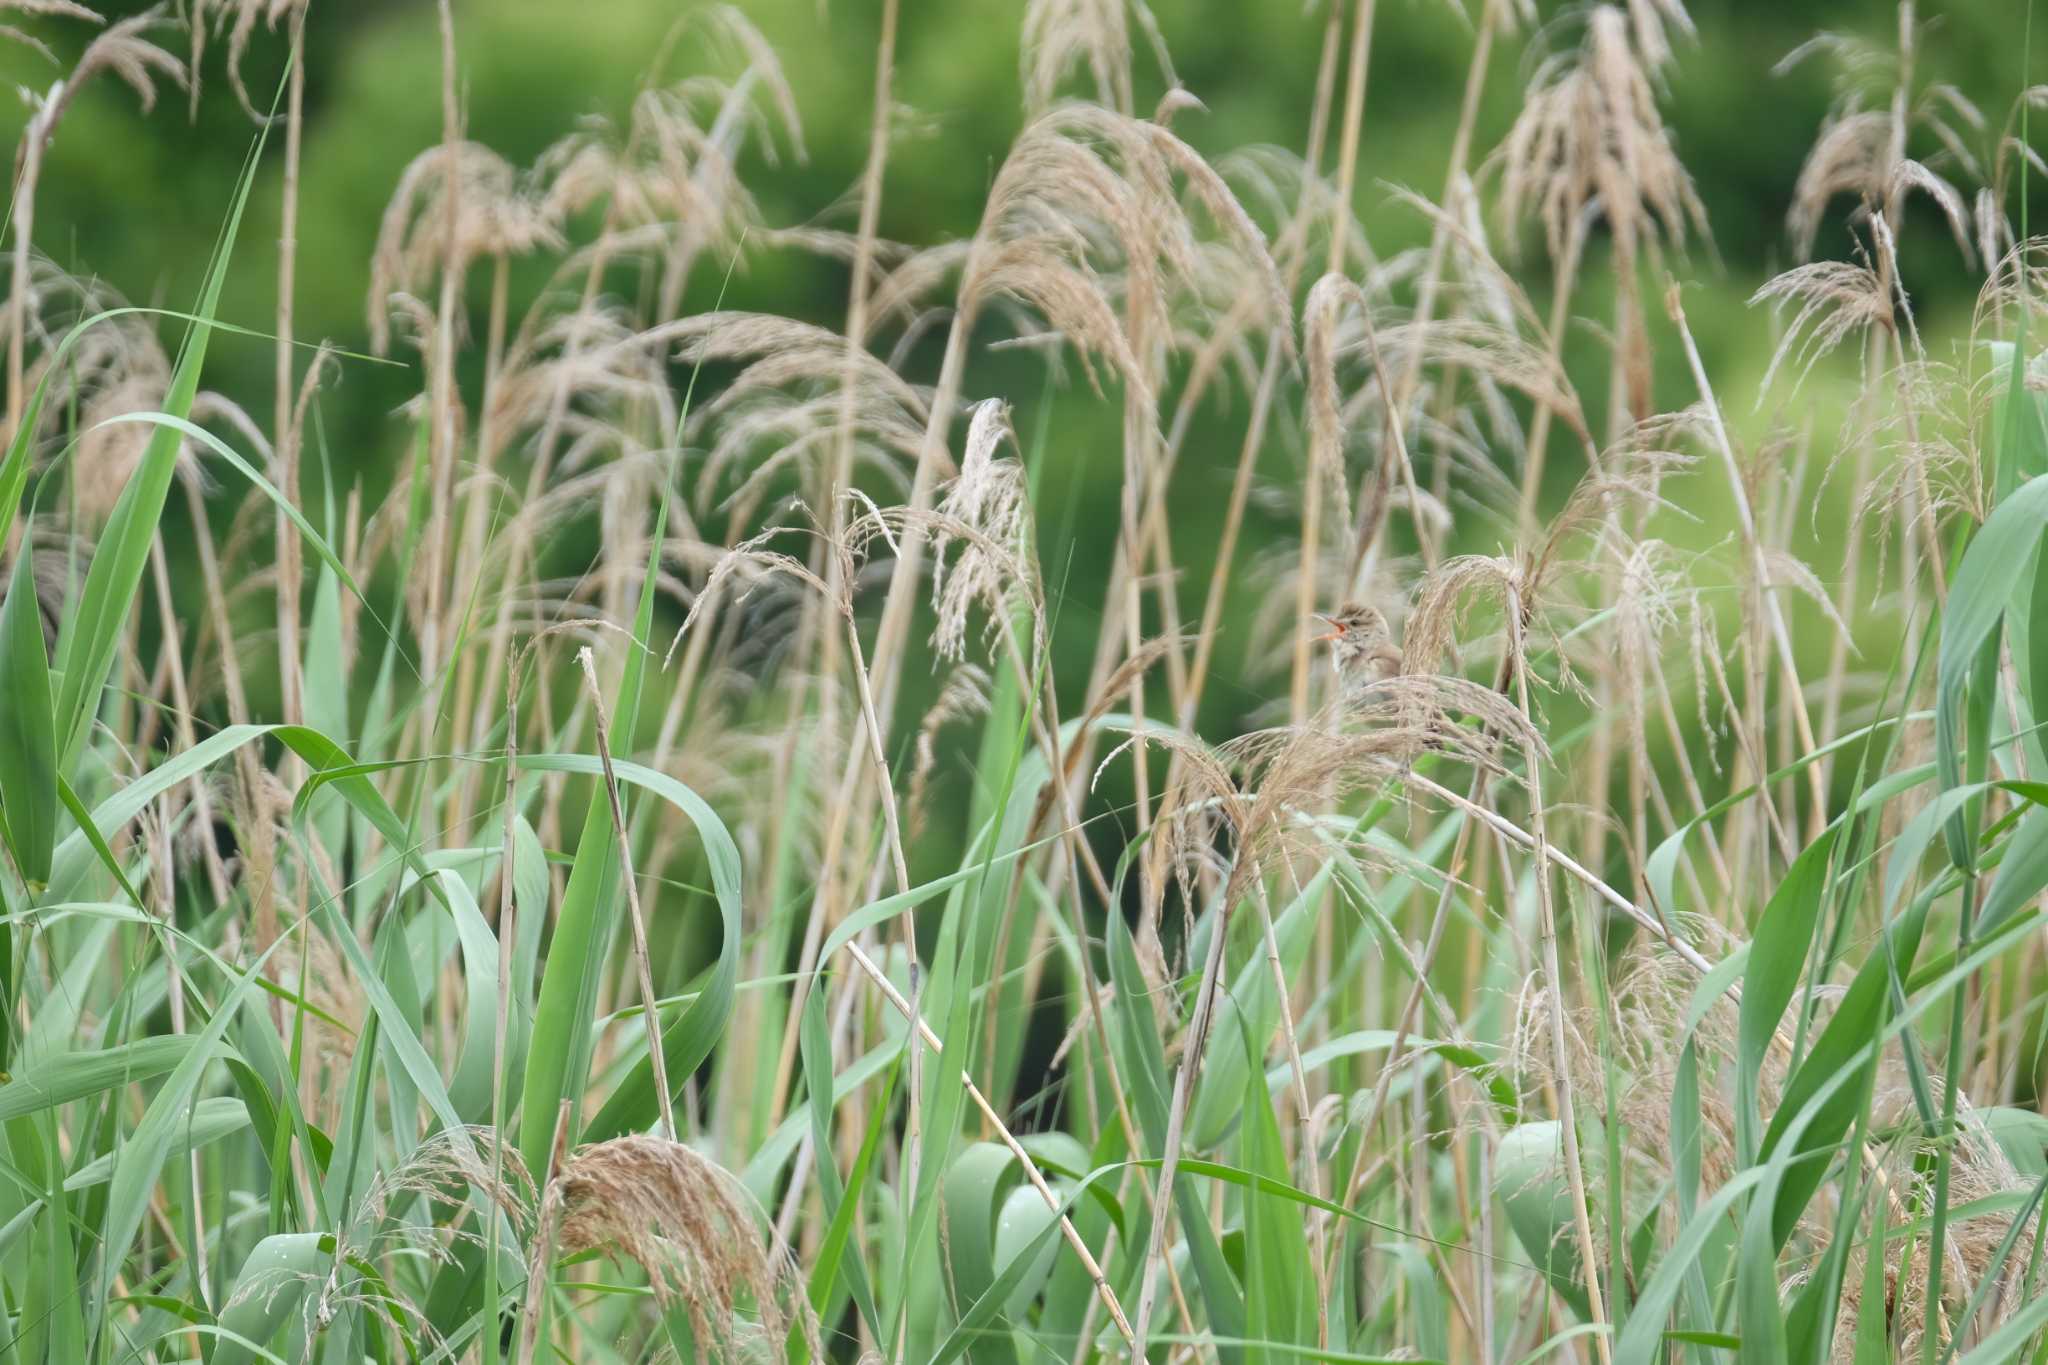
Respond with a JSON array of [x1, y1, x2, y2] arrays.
[[1312, 602, 1403, 685]]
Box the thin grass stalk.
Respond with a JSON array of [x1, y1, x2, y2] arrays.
[[576, 646, 676, 1140], [488, 654, 522, 1365], [836, 935, 1137, 1344], [1515, 218, 1588, 540], [273, 7, 306, 736], [1185, 0, 1346, 718], [1504, 583, 1613, 1365], [1388, 0, 1502, 418], [768, 313, 976, 1121], [808, 0, 898, 776], [448, 250, 512, 834], [1669, 285, 1830, 832], [421, 0, 463, 682], [1293, 0, 1377, 721]]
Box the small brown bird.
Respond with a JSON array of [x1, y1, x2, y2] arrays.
[[1312, 603, 1403, 684]]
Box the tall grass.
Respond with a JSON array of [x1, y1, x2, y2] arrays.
[[1, 0, 2046, 1361]]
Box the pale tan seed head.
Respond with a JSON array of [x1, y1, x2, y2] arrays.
[[1497, 5, 1708, 269], [539, 1134, 816, 1361]]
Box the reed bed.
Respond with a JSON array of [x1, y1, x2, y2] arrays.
[[0, 0, 2044, 1361]]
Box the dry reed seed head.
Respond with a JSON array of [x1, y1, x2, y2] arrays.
[[358, 1125, 536, 1265], [484, 305, 675, 468], [1974, 188, 2016, 286], [1303, 274, 1369, 539], [1214, 145, 1375, 285], [543, 1134, 816, 1361], [1497, 5, 1708, 268], [57, 9, 188, 115], [1404, 553, 1521, 679], [699, 390, 923, 518], [1831, 1104, 2042, 1360], [1784, 90, 1978, 268], [1621, 0, 1695, 74], [663, 3, 806, 162], [662, 528, 838, 670], [928, 399, 1040, 664], [1, 1, 103, 18], [1843, 355, 1986, 538], [28, 313, 212, 524], [661, 312, 931, 427], [1371, 316, 1591, 456], [536, 9, 802, 269], [1096, 719, 1248, 936], [964, 104, 1288, 393], [1975, 237, 2048, 339], [186, 0, 302, 117], [1507, 944, 1749, 1215], [1206, 673, 1540, 884], [1749, 258, 1894, 396], [1020, 0, 1179, 115], [0, 0, 101, 61], [368, 142, 564, 355], [657, 311, 930, 508]]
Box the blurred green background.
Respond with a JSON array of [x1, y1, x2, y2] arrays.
[[2, 0, 2038, 760]]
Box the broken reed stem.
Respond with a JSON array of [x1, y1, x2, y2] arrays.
[[577, 646, 676, 1141]]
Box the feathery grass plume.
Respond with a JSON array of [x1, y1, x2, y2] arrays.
[[367, 142, 561, 356], [1304, 274, 1367, 551], [1497, 5, 1707, 270], [1105, 651, 1539, 988], [483, 304, 675, 469], [1791, 113, 1977, 269], [1370, 315, 1593, 459], [1507, 945, 1748, 1226], [1832, 1102, 2042, 1360], [1613, 535, 1684, 755], [1020, 0, 1175, 114], [929, 398, 1036, 663], [356, 1124, 536, 1259], [654, 311, 928, 519], [1216, 144, 1376, 284], [1779, 5, 1982, 264], [185, 0, 301, 116], [1840, 355, 1987, 562], [0, 0, 100, 60], [1750, 257, 1895, 394], [28, 309, 213, 524], [538, 1134, 816, 1361], [6, 7, 185, 434], [243, 1127, 531, 1355], [1620, 0, 1694, 74], [871, 102, 1288, 395], [541, 6, 800, 320]]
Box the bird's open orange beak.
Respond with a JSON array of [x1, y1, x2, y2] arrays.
[[1310, 613, 1342, 643]]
